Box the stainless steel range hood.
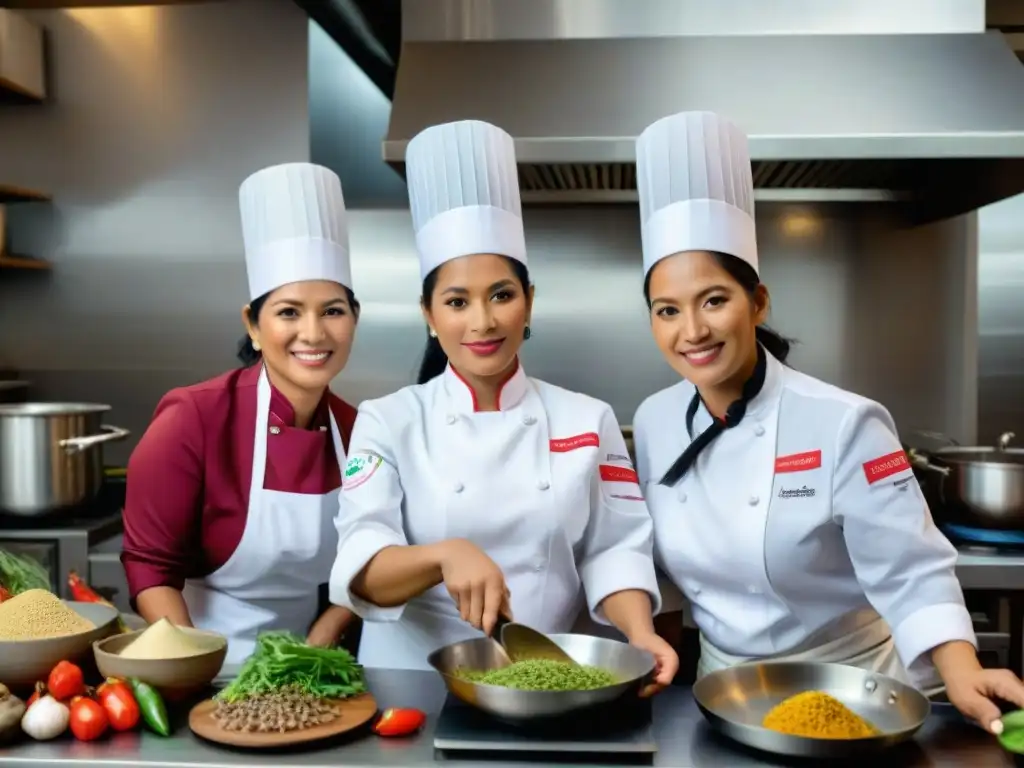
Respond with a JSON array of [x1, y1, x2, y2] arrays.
[[383, 0, 1024, 222]]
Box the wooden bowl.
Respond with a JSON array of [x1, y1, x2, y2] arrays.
[[0, 601, 120, 690], [93, 626, 227, 700]]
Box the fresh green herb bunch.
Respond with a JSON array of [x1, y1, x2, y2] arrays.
[[217, 631, 366, 703], [456, 659, 616, 691], [0, 549, 50, 595]]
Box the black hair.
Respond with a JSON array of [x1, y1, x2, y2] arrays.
[[237, 286, 361, 367], [642, 251, 792, 364], [416, 256, 532, 384]]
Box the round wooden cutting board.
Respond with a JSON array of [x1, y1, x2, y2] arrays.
[[189, 692, 378, 748]]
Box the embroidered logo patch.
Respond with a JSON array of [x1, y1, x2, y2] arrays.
[[606, 453, 630, 463], [343, 451, 384, 490], [775, 450, 822, 473], [610, 494, 645, 502], [778, 485, 816, 499], [550, 433, 600, 452], [863, 450, 910, 485], [600, 465, 640, 485]]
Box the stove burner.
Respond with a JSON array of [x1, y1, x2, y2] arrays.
[[433, 694, 655, 762], [941, 523, 1024, 549]]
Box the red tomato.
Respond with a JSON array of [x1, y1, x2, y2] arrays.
[[96, 680, 140, 732], [373, 707, 426, 737], [69, 697, 109, 742], [47, 661, 85, 701]]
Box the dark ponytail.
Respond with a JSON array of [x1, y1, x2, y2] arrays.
[[755, 325, 790, 364], [237, 286, 361, 367], [417, 334, 449, 385], [237, 292, 271, 366], [642, 251, 794, 365], [417, 257, 532, 384]]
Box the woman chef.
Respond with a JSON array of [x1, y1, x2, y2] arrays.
[[329, 120, 678, 689], [631, 111, 1024, 732], [122, 163, 360, 662]]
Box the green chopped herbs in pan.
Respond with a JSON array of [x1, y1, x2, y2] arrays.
[[455, 659, 617, 691]]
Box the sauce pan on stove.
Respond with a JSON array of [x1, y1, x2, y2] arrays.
[[909, 431, 1024, 530]]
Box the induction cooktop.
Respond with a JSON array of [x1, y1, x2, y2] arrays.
[[433, 694, 656, 763]]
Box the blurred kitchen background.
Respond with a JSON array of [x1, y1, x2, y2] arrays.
[[0, 0, 1020, 461], [1, 1, 1024, 669]]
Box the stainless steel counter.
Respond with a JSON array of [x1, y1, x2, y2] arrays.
[[956, 550, 1024, 591], [0, 669, 1013, 768]]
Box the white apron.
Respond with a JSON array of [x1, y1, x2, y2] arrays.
[[696, 609, 944, 696], [183, 368, 344, 667]]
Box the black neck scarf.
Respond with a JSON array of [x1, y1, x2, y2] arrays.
[[659, 345, 768, 487]]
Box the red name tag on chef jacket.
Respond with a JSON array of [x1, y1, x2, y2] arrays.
[[599, 465, 640, 485], [550, 433, 600, 452], [774, 450, 822, 473], [862, 450, 910, 484]]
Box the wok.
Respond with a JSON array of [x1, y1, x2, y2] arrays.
[[692, 661, 930, 758], [427, 632, 654, 721], [909, 430, 1024, 530]]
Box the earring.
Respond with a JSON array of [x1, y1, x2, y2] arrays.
[[251, 339, 262, 352], [524, 326, 532, 341], [429, 329, 438, 339]]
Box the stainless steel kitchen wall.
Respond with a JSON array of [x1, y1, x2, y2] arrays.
[[978, 193, 1024, 444], [0, 0, 310, 465]]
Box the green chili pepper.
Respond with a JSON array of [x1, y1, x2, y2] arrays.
[[128, 678, 170, 737]]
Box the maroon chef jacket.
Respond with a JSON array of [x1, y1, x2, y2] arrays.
[[120, 363, 356, 603]]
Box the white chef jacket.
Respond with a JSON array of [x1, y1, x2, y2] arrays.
[[330, 362, 662, 669], [634, 351, 976, 687]]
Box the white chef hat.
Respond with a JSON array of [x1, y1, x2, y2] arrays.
[[406, 120, 526, 280], [238, 162, 352, 301], [635, 111, 757, 277]]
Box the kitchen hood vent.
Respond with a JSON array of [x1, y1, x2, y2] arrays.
[[384, 32, 1024, 221]]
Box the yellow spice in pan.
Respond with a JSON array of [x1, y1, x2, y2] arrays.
[[762, 691, 879, 739]]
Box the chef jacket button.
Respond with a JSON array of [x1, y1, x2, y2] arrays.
[[748, 496, 759, 506], [677, 490, 687, 503], [446, 414, 457, 425], [523, 415, 536, 426], [754, 425, 765, 437], [269, 425, 281, 435], [747, 585, 760, 594], [453, 482, 464, 493], [538, 480, 550, 491]]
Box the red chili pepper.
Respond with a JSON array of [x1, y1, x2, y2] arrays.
[[373, 707, 426, 737], [27, 681, 47, 708], [47, 661, 86, 701], [68, 571, 111, 605], [0, 585, 11, 602]]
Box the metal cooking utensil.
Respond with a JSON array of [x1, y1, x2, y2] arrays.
[[692, 661, 930, 758], [493, 616, 578, 665], [427, 633, 656, 721]]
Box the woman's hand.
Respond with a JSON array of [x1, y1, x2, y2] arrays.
[[934, 640, 1024, 733], [629, 631, 680, 697], [945, 667, 1024, 734], [438, 538, 511, 636], [306, 605, 356, 648]]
